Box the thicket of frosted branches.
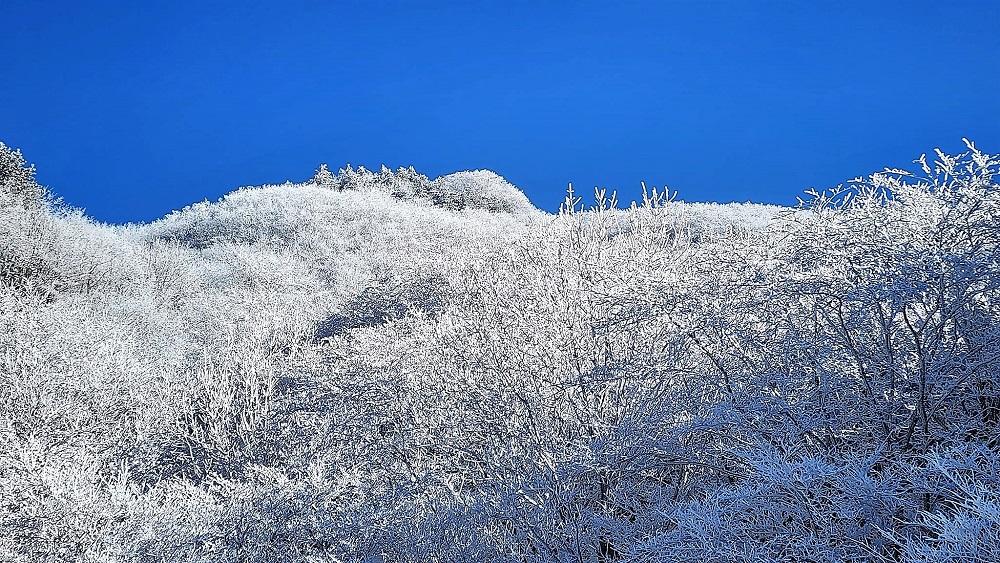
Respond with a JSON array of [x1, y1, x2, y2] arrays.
[[2, 141, 998, 562]]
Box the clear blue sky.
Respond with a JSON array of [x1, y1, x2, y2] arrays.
[[3, 1, 998, 223]]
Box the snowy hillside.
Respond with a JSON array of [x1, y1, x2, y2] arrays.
[[2, 141, 999, 562]]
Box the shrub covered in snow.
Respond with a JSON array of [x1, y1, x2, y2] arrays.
[[307, 163, 536, 214], [3, 141, 999, 562]]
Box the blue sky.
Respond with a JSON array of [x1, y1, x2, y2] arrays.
[[3, 1, 998, 223]]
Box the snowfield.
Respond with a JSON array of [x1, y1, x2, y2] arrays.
[[2, 141, 999, 562]]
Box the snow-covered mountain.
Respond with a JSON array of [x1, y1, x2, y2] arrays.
[[3, 140, 998, 562]]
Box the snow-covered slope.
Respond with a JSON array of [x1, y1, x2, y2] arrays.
[[4, 141, 999, 562]]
